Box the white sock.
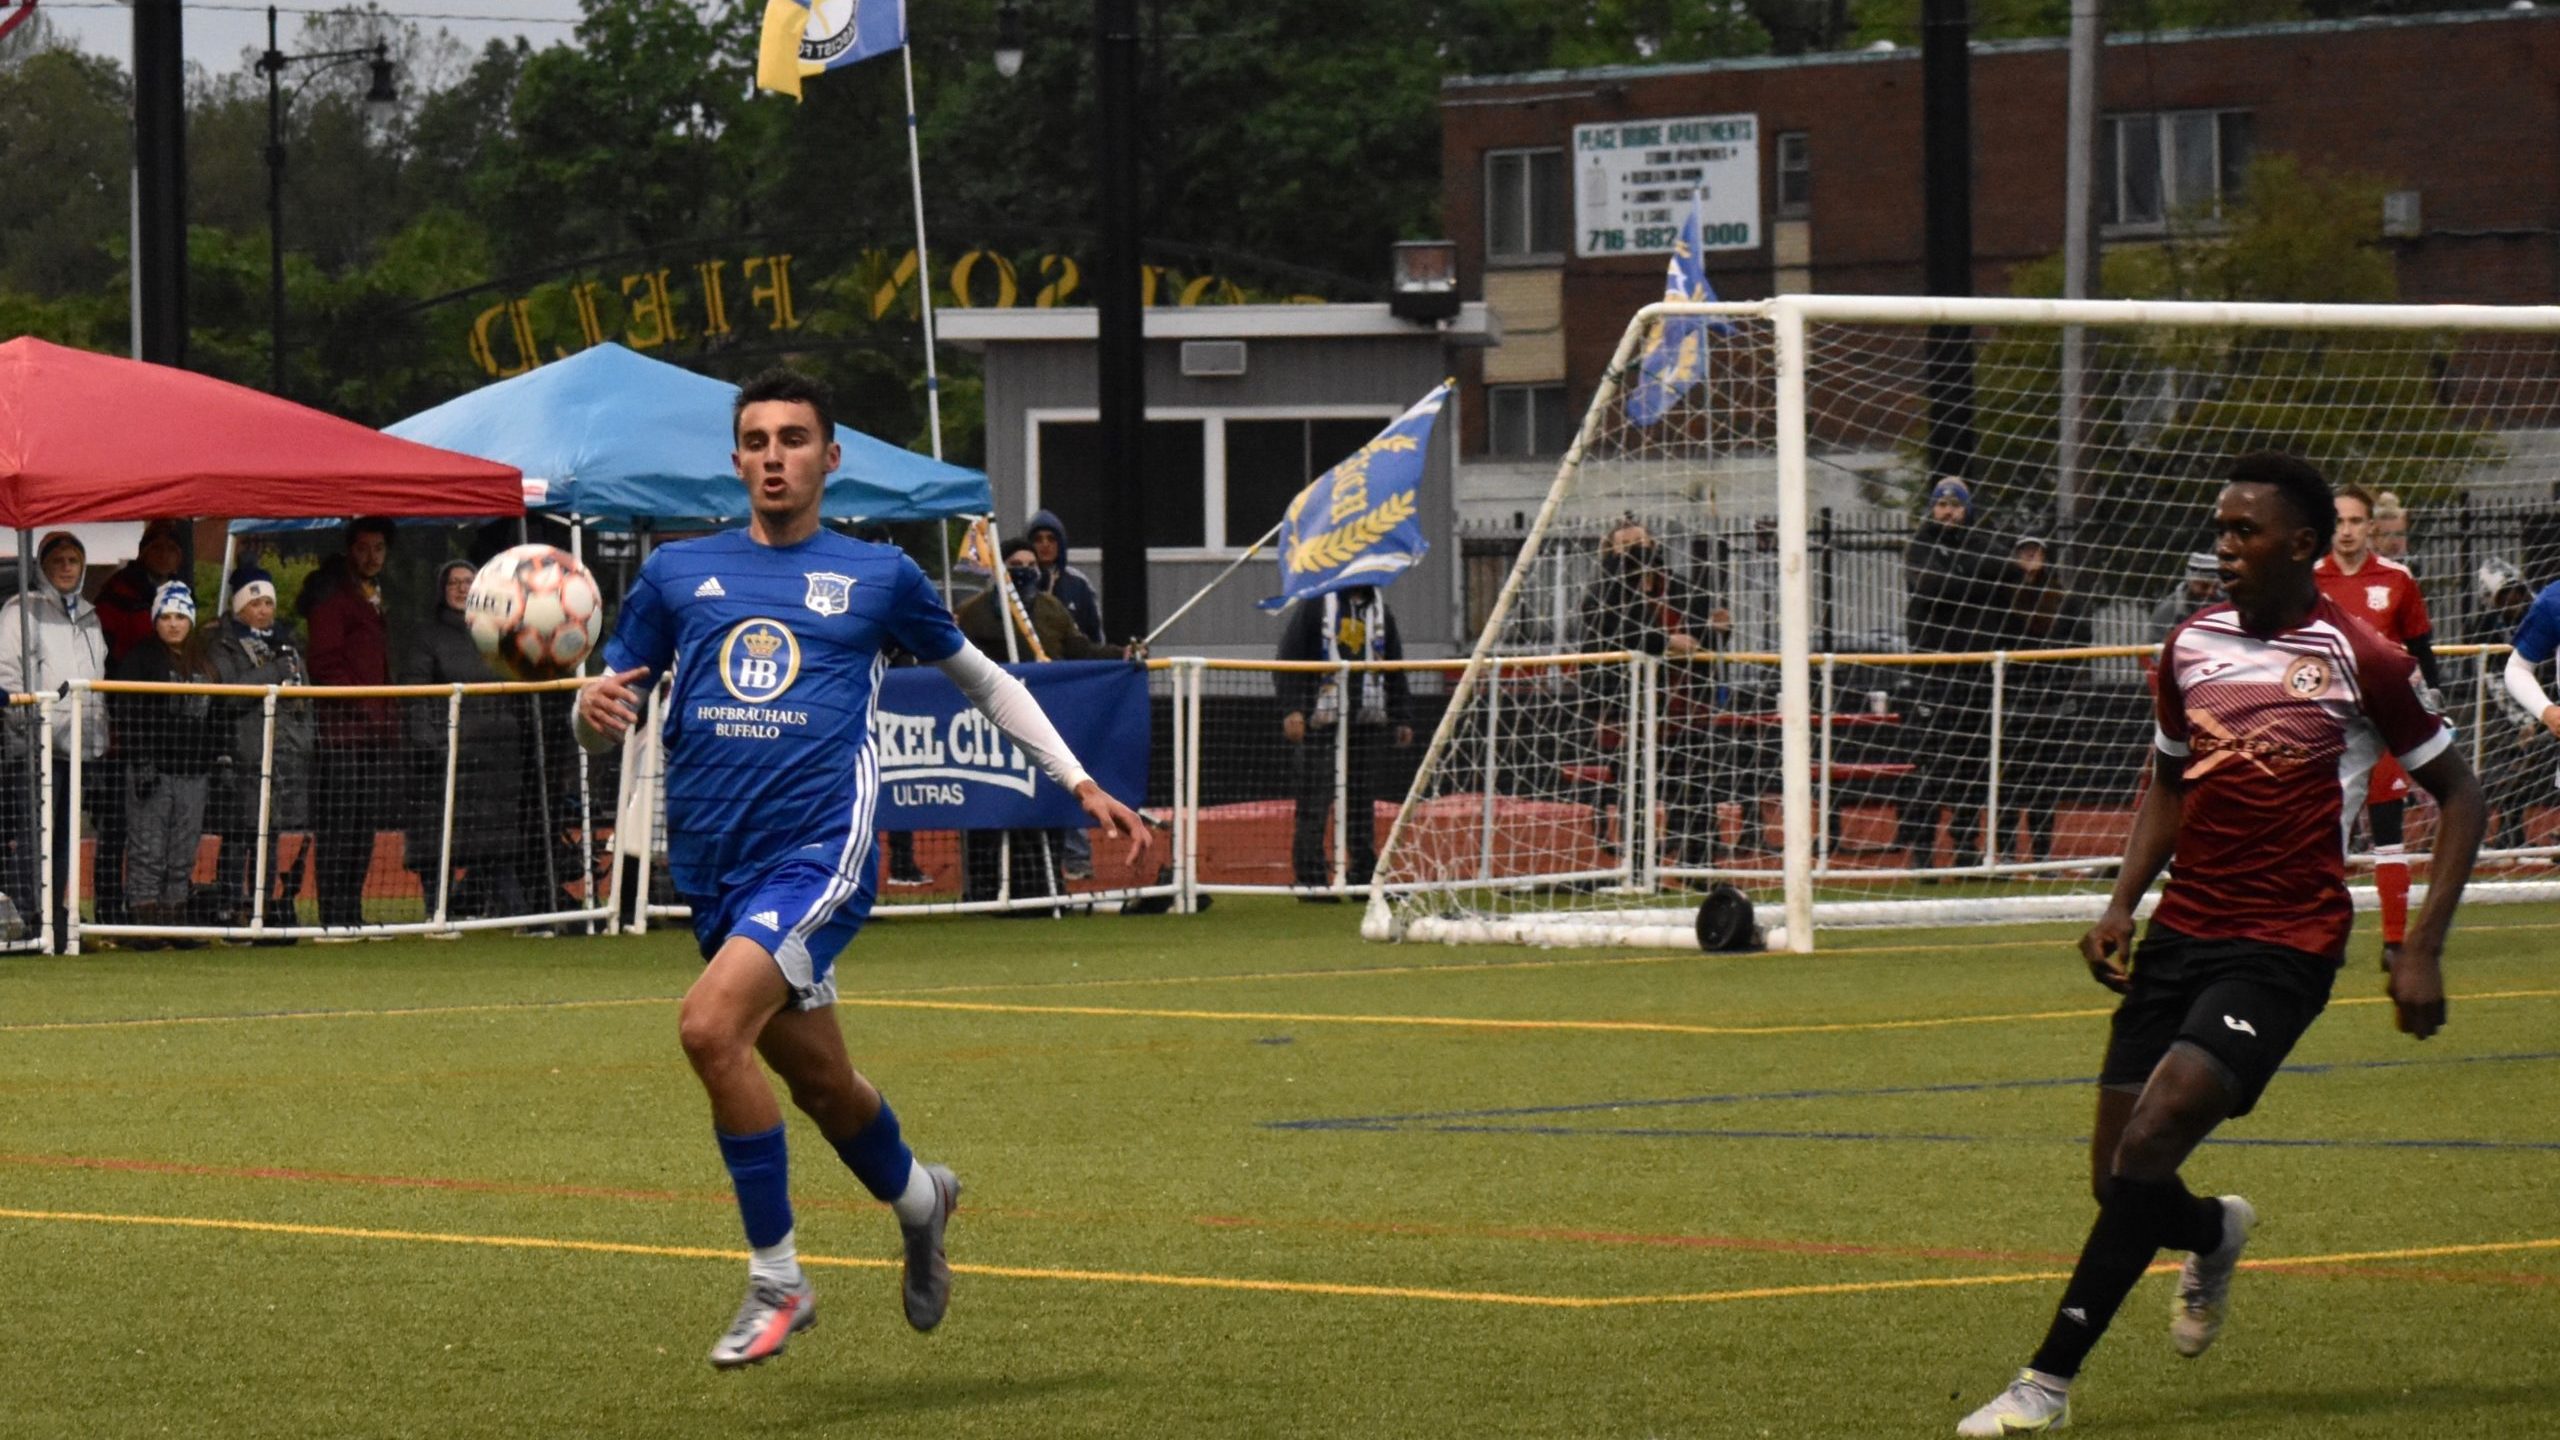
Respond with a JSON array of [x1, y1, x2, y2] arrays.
[[750, 1231, 802, 1287], [888, 1160, 938, 1227]]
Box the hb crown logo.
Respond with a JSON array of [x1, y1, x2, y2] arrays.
[[720, 618, 801, 704]]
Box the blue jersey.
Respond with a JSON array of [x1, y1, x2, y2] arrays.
[[2512, 580, 2560, 666], [603, 530, 965, 900]]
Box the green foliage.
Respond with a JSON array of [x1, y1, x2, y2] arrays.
[[1968, 156, 2498, 598]]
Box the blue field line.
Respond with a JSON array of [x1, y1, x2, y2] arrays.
[[1397, 1122, 2560, 1153], [1265, 1050, 2560, 1150]]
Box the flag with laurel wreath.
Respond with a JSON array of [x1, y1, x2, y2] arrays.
[[1260, 381, 1447, 610]]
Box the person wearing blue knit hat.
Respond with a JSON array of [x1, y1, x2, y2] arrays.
[[108, 580, 223, 944]]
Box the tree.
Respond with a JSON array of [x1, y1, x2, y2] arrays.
[[1961, 155, 2498, 597]]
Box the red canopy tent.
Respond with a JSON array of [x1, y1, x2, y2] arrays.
[[0, 337, 523, 527]]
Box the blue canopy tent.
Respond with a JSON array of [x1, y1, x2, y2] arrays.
[[231, 343, 991, 533]]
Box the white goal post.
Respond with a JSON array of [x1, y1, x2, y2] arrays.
[[1369, 294, 2560, 952]]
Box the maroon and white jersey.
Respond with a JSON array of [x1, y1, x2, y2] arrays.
[[2153, 598, 2453, 959]]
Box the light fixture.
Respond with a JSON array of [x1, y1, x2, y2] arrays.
[[993, 0, 1025, 78], [365, 46, 398, 114], [1389, 239, 1459, 323]]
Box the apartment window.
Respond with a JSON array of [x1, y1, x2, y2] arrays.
[[1485, 148, 1569, 263], [2101, 110, 2252, 229], [1776, 131, 1811, 217], [1487, 385, 1571, 458]]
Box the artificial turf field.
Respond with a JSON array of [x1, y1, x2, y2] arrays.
[[1, 898, 2554, 1439]]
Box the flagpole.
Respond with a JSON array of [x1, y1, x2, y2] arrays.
[[1141, 519, 1285, 650], [900, 44, 945, 462]]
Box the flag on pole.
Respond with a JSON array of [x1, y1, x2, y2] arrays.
[[758, 0, 906, 100], [1622, 194, 1734, 426], [1261, 382, 1447, 611]]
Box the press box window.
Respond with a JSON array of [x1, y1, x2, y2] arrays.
[[1033, 419, 1207, 548], [1485, 148, 1568, 264], [2101, 110, 2251, 230], [1487, 385, 1571, 458], [1225, 418, 1383, 547], [1776, 132, 1810, 217]]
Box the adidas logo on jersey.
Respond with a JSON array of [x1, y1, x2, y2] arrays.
[[695, 576, 727, 597], [746, 909, 781, 930]]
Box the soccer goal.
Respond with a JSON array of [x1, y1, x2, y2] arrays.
[[1368, 294, 2560, 951]]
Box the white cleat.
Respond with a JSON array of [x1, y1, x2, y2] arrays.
[[2172, 1194, 2256, 1357], [1956, 1368, 2071, 1436], [708, 1274, 816, 1369]]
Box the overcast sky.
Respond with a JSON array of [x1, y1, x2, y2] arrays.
[[41, 0, 588, 76]]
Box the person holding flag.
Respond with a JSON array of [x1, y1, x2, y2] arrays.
[[1255, 384, 1445, 895], [1623, 194, 1734, 427]]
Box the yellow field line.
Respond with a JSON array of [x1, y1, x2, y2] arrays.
[[0, 996, 673, 1034], [1, 1206, 2550, 1310], [9, 985, 2556, 1042], [835, 994, 2129, 1037]]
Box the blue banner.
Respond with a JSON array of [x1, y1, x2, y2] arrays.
[[874, 661, 1148, 830], [758, 0, 906, 100], [1622, 196, 1734, 427], [1261, 382, 1446, 611]]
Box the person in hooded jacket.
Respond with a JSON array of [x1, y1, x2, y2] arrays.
[[0, 531, 110, 949], [302, 518, 400, 930], [109, 582, 224, 945], [400, 558, 530, 921], [1897, 477, 2020, 872], [208, 565, 313, 934], [1025, 510, 1103, 643]]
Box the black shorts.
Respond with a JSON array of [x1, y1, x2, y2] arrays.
[[2097, 923, 2338, 1117]]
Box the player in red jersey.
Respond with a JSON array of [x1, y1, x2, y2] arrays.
[[2312, 483, 2444, 970], [1956, 453, 2484, 1437]]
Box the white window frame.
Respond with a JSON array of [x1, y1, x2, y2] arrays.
[[1484, 383, 1571, 459], [1484, 146, 1567, 266], [1025, 405, 1404, 560], [2102, 108, 2251, 234], [1775, 131, 1810, 218]]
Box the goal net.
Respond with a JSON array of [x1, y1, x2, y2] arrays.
[[1369, 295, 2560, 951]]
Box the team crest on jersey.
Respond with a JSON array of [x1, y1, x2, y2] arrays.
[[2283, 655, 2331, 698], [2367, 584, 2392, 612], [718, 618, 802, 704], [803, 571, 856, 617]]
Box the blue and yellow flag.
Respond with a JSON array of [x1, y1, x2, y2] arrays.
[[758, 0, 906, 100], [1261, 383, 1447, 610], [1622, 195, 1732, 426]]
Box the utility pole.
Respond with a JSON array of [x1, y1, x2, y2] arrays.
[[132, 0, 187, 366], [1094, 0, 1149, 642], [1921, 0, 1977, 482]]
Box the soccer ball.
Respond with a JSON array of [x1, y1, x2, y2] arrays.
[[466, 544, 601, 680]]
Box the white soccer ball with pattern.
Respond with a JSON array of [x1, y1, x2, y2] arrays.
[[466, 544, 601, 680]]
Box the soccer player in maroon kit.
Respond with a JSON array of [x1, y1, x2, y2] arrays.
[[1956, 453, 2484, 1436], [2313, 483, 2442, 972]]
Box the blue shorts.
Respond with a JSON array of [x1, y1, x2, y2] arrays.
[[688, 855, 878, 1011]]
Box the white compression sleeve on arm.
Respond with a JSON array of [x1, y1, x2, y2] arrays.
[[2505, 649, 2555, 721], [934, 645, 1093, 792]]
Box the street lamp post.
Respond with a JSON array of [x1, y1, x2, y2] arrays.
[[257, 4, 395, 399]]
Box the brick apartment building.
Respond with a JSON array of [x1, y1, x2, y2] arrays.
[[1442, 7, 2560, 482]]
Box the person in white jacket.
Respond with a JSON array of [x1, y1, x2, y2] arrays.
[[0, 531, 111, 949]]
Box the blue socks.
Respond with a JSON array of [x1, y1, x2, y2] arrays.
[[830, 1099, 916, 1202], [714, 1124, 794, 1250]]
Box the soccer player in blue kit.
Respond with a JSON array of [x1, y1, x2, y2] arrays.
[[574, 369, 1150, 1368]]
